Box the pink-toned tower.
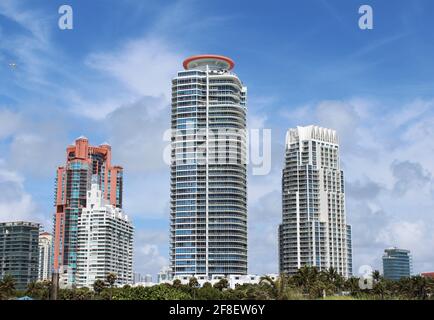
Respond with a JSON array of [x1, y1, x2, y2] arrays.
[[53, 136, 123, 286]]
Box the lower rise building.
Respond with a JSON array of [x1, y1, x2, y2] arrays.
[[382, 247, 412, 281], [38, 232, 53, 281], [0, 221, 40, 290], [76, 181, 133, 288]]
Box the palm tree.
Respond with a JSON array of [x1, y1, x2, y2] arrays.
[[411, 276, 429, 300], [292, 266, 322, 298], [188, 277, 199, 288], [321, 267, 344, 296], [93, 279, 106, 296], [106, 273, 117, 288], [213, 278, 229, 291], [26, 281, 51, 300], [372, 270, 382, 283], [0, 275, 16, 300], [259, 275, 279, 299], [105, 273, 117, 300], [75, 287, 91, 300], [172, 279, 182, 289], [188, 277, 199, 299], [344, 277, 361, 296], [260, 274, 301, 300]]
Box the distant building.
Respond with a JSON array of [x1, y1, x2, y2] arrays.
[[421, 272, 434, 279], [133, 273, 153, 284], [38, 232, 53, 281], [144, 274, 153, 283], [157, 266, 172, 283], [0, 221, 40, 290], [382, 247, 412, 281], [279, 126, 352, 277], [133, 272, 143, 284], [132, 273, 154, 287], [76, 180, 133, 288], [53, 137, 123, 287]]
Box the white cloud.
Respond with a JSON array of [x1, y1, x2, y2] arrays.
[[86, 37, 184, 100], [0, 163, 38, 222], [0, 0, 50, 43], [104, 96, 170, 173], [134, 229, 169, 278], [0, 108, 22, 139], [376, 221, 434, 270]]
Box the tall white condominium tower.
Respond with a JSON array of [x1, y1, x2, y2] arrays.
[[279, 126, 353, 277], [76, 180, 133, 287], [38, 232, 53, 281], [171, 55, 247, 277]]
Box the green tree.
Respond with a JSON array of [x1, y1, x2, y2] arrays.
[[26, 280, 51, 300], [259, 274, 303, 300], [0, 275, 16, 300], [74, 287, 92, 300], [213, 278, 229, 291], [196, 282, 222, 300], [344, 277, 361, 296], [106, 273, 117, 288], [172, 279, 182, 289], [188, 277, 199, 288], [111, 284, 191, 300], [292, 266, 323, 299], [58, 288, 74, 300], [320, 267, 344, 297], [372, 270, 381, 282], [410, 276, 429, 300], [93, 279, 106, 296], [105, 273, 117, 300]]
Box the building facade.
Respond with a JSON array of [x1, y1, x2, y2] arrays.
[[382, 247, 412, 281], [53, 137, 123, 287], [76, 181, 133, 288], [0, 221, 40, 290], [170, 55, 248, 277], [421, 272, 434, 279], [279, 125, 352, 277], [38, 232, 53, 281]]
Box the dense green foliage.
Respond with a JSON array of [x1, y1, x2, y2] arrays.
[[1, 267, 434, 300], [0, 275, 16, 300]]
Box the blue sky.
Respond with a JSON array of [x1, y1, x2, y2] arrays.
[[1, 0, 434, 279]]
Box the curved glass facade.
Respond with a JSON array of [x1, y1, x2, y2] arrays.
[[170, 56, 247, 276]]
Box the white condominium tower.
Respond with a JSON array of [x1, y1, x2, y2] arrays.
[[38, 232, 53, 281], [76, 180, 133, 287], [279, 125, 352, 277], [170, 55, 247, 277]]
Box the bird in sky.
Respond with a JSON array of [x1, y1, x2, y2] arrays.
[[9, 62, 17, 69]]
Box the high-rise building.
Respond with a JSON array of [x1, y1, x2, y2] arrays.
[[382, 247, 412, 281], [76, 180, 133, 288], [0, 221, 40, 290], [279, 125, 352, 277], [38, 232, 53, 281], [133, 272, 143, 284], [53, 137, 123, 286], [144, 274, 153, 283], [170, 55, 248, 277]]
